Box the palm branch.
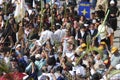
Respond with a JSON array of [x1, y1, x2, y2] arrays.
[[107, 70, 120, 80]]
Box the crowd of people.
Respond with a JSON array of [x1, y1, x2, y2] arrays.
[[0, 0, 120, 80]]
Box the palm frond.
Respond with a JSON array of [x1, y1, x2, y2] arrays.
[[0, 61, 10, 74], [108, 70, 120, 79], [76, 33, 102, 65]]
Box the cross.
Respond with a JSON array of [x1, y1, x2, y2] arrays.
[[81, 9, 88, 15]]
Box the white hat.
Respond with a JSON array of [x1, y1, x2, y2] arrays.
[[16, 44, 21, 48], [84, 24, 89, 27], [36, 40, 42, 46], [110, 0, 115, 4], [116, 64, 120, 70], [92, 19, 96, 23], [35, 54, 41, 59]]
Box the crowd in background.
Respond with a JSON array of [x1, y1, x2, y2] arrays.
[[0, 0, 120, 80]]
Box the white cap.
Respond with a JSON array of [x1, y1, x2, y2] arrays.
[[35, 54, 41, 59], [92, 19, 96, 23], [116, 64, 120, 70], [16, 44, 21, 48], [110, 0, 115, 4], [84, 24, 89, 27]]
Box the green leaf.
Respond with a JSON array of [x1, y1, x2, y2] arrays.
[[0, 61, 10, 74], [108, 70, 120, 79]]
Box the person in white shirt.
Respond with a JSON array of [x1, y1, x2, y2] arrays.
[[39, 27, 54, 45], [65, 43, 75, 61], [54, 29, 62, 42], [97, 23, 110, 47], [61, 29, 71, 56], [54, 24, 66, 43], [69, 56, 86, 77], [98, 22, 112, 50], [97, 24, 107, 41]]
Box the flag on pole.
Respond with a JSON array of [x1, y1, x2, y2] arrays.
[[78, 2, 90, 18]]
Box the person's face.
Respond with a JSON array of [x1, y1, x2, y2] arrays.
[[41, 51, 47, 58], [11, 61, 17, 67], [25, 11, 29, 16], [68, 44, 73, 50], [45, 4, 49, 8], [91, 13, 95, 19], [89, 24, 94, 30], [32, 11, 35, 15], [110, 3, 115, 6], [97, 54, 101, 60], [9, 18, 14, 24], [114, 50, 119, 56], [17, 46, 21, 51], [25, 27, 29, 31], [64, 18, 68, 22], [74, 21, 78, 28], [57, 15, 61, 19], [65, 30, 69, 36], [80, 16, 84, 21], [0, 43, 3, 49], [80, 28, 85, 32]]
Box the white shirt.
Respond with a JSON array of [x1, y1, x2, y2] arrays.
[[61, 29, 66, 41], [24, 29, 30, 37], [98, 24, 107, 40], [80, 30, 85, 37], [107, 27, 113, 36], [4, 57, 10, 64], [90, 30, 94, 35], [66, 51, 75, 61], [54, 29, 62, 42], [69, 65, 86, 77], [39, 30, 54, 45], [38, 73, 54, 80]]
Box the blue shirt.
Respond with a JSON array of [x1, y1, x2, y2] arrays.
[[26, 58, 46, 76]]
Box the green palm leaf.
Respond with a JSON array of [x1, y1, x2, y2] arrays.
[[108, 70, 120, 79], [0, 61, 10, 74]]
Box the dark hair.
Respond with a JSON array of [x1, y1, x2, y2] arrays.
[[30, 55, 35, 62], [47, 56, 56, 66], [91, 72, 102, 80], [56, 66, 63, 73], [10, 57, 18, 62], [65, 62, 73, 71], [98, 5, 103, 9]]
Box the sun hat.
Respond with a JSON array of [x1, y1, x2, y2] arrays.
[[100, 42, 106, 45], [98, 46, 104, 50], [79, 48, 83, 52], [111, 47, 118, 54], [81, 43, 87, 48]]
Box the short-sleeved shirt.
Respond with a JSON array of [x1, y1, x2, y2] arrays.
[[111, 53, 120, 67]]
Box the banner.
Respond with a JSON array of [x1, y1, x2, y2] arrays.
[[78, 2, 90, 18]]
